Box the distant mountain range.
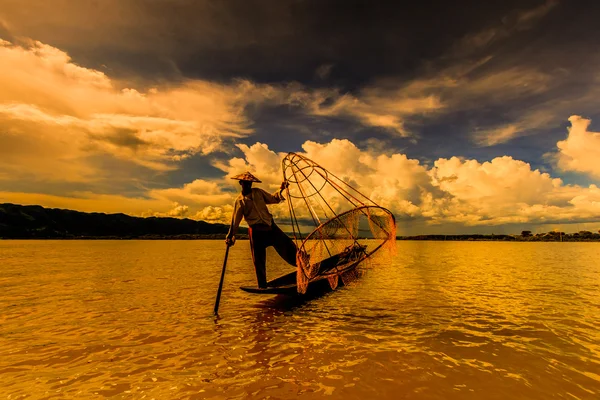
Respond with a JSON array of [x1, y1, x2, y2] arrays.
[[0, 203, 246, 239], [2, 203, 598, 241]]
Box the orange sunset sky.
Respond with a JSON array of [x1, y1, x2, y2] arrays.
[[0, 0, 599, 234]]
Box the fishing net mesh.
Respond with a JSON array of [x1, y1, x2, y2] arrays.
[[295, 207, 396, 294]]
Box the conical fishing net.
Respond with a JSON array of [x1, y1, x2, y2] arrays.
[[283, 153, 397, 294]]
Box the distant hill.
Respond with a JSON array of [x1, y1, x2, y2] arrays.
[[397, 232, 600, 242], [0, 203, 246, 239]]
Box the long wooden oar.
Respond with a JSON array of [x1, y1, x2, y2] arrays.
[[213, 244, 231, 315]]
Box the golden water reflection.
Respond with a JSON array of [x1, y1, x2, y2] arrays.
[[0, 240, 599, 399]]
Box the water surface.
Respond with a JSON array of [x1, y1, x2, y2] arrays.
[[1, 240, 599, 399]]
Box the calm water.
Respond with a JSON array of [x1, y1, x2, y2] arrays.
[[1, 240, 599, 399]]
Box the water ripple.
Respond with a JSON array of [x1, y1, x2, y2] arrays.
[[1, 240, 599, 399]]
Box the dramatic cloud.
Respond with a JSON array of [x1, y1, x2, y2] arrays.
[[255, 61, 555, 140], [426, 156, 593, 226], [0, 38, 463, 186], [304, 87, 443, 137], [192, 205, 234, 224], [555, 116, 600, 179], [225, 80, 445, 137], [0, 39, 253, 179], [209, 134, 600, 231], [348, 64, 553, 141]]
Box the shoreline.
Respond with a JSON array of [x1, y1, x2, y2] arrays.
[[397, 233, 600, 242], [2, 235, 599, 242], [0, 234, 248, 240]]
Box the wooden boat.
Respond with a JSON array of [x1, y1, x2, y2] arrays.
[[240, 243, 367, 295], [240, 271, 332, 296]]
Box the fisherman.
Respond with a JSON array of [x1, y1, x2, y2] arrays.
[[225, 171, 297, 288]]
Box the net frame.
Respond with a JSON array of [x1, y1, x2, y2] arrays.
[[281, 152, 396, 293]]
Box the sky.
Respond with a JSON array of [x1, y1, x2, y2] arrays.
[[1, 0, 599, 235]]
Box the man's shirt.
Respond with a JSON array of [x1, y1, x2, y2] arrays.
[[228, 188, 285, 235]]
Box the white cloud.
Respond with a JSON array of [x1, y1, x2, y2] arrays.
[[192, 205, 233, 224], [167, 203, 189, 217], [299, 139, 432, 213], [427, 156, 571, 225], [0, 39, 254, 178], [142, 203, 190, 218], [555, 116, 600, 179], [213, 136, 600, 230], [214, 142, 285, 192], [148, 179, 233, 207]]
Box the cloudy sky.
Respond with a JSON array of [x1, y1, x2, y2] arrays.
[[1, 0, 599, 234]]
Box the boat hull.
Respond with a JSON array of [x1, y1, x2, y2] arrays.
[[238, 254, 365, 296], [240, 271, 338, 296]]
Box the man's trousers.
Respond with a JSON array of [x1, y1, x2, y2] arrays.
[[248, 222, 297, 288]]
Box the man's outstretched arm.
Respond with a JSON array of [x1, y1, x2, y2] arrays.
[[260, 182, 289, 204]]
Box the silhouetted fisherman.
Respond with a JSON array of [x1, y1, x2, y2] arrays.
[[225, 172, 297, 288]]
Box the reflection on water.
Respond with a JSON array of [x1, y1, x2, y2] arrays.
[[1, 240, 599, 399]]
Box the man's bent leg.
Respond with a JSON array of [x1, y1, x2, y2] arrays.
[[249, 227, 268, 288], [271, 223, 298, 267]]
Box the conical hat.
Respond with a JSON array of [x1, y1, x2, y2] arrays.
[[231, 171, 261, 183]]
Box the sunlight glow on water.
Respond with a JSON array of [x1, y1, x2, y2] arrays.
[[1, 240, 599, 399]]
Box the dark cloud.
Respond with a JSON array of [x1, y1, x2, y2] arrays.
[[0, 19, 13, 41], [163, 152, 231, 188], [6, 0, 593, 150], [239, 104, 360, 152], [91, 128, 150, 151], [0, 0, 563, 86]]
